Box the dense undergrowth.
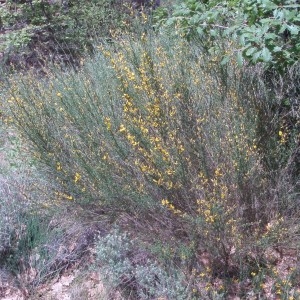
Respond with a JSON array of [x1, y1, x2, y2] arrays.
[[0, 0, 132, 71], [0, 0, 299, 299]]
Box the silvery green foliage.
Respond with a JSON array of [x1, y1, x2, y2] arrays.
[[0, 131, 39, 254], [0, 177, 26, 253], [135, 262, 188, 299], [95, 229, 135, 287], [95, 229, 189, 299]]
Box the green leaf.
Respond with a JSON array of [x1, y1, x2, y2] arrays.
[[196, 27, 204, 35], [264, 33, 278, 40], [261, 47, 272, 62], [237, 52, 243, 66], [273, 46, 282, 52], [220, 55, 230, 65], [245, 47, 257, 56], [190, 14, 201, 24], [180, 8, 191, 16], [252, 50, 262, 62], [209, 29, 218, 37], [279, 24, 288, 34], [260, 0, 277, 10], [282, 99, 290, 107], [287, 25, 299, 35]]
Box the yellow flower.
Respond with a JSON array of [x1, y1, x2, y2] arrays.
[[141, 126, 148, 135], [74, 172, 81, 183], [166, 169, 174, 175], [276, 289, 281, 295], [278, 130, 283, 136], [169, 204, 175, 210], [119, 124, 126, 133], [64, 194, 73, 200], [104, 117, 111, 130], [161, 199, 169, 206], [56, 192, 73, 200], [57, 92, 62, 97], [214, 167, 222, 177], [153, 177, 163, 185], [56, 162, 62, 171], [178, 144, 185, 153]]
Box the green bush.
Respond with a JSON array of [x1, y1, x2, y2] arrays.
[[1, 207, 98, 292], [95, 228, 135, 288], [0, 176, 27, 255], [7, 33, 299, 297], [237, 0, 300, 70], [95, 228, 190, 299], [0, 117, 89, 292], [0, 0, 127, 68], [157, 0, 300, 71], [0, 123, 35, 257]]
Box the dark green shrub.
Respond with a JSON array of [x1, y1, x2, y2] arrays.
[[158, 0, 300, 71], [0, 0, 127, 68]]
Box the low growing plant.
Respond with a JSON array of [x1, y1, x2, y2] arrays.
[[95, 228, 190, 299]]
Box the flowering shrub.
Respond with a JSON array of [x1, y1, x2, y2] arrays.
[[7, 33, 299, 297]]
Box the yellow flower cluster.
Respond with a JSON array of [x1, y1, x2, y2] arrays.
[[74, 172, 81, 183], [55, 191, 73, 201], [161, 199, 182, 215]]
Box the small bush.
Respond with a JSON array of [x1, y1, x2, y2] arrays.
[[0, 124, 35, 257], [0, 119, 96, 293], [2, 210, 99, 292], [95, 228, 135, 288], [0, 176, 27, 254], [95, 228, 189, 299]]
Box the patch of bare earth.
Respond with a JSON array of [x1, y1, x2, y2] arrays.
[[31, 269, 108, 300], [0, 268, 24, 300]]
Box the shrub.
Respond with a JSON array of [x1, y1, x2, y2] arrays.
[[0, 123, 35, 256], [7, 32, 299, 297], [0, 115, 92, 293], [95, 228, 189, 299], [95, 228, 135, 289], [0, 176, 27, 255], [0, 0, 127, 69], [157, 0, 300, 71]]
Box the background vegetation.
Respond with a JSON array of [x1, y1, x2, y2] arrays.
[[0, 0, 299, 298]]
